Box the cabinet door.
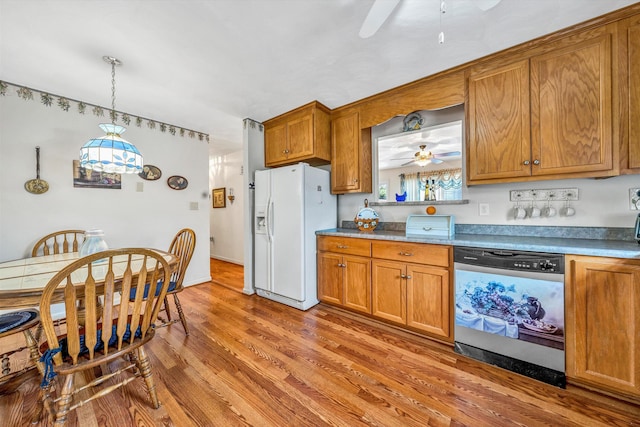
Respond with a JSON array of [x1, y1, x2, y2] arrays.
[[566, 256, 640, 400], [331, 112, 362, 193], [287, 114, 314, 160], [343, 255, 372, 314], [264, 122, 288, 166], [317, 252, 343, 305], [467, 60, 531, 182], [624, 16, 640, 169], [371, 260, 406, 324], [406, 264, 451, 340], [530, 32, 613, 176], [331, 112, 372, 194]]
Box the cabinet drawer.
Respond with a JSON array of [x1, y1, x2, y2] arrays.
[[318, 236, 371, 257], [371, 241, 450, 267]]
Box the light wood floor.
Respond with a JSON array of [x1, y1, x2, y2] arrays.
[[210, 258, 243, 292], [1, 274, 639, 426]]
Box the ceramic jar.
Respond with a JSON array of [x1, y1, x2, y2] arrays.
[[79, 229, 108, 257]]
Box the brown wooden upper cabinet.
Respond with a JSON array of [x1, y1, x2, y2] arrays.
[[330, 110, 372, 194], [263, 101, 331, 167], [619, 14, 640, 172], [467, 25, 617, 185]]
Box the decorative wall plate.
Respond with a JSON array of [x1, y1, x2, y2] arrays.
[[167, 175, 188, 190], [402, 111, 424, 132], [139, 164, 162, 181]]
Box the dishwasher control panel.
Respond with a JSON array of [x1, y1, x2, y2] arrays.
[[454, 247, 564, 274]]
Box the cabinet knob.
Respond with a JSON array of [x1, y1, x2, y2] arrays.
[[533, 159, 540, 165], [337, 263, 346, 268], [406, 275, 412, 280], [337, 245, 348, 249], [400, 274, 406, 279], [399, 252, 413, 257], [353, 179, 358, 183], [523, 160, 530, 165]]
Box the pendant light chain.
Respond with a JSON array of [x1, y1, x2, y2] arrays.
[[439, 0, 446, 44], [111, 59, 116, 125]]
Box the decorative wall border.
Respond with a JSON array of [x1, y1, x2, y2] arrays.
[[243, 118, 263, 132], [0, 80, 210, 142]]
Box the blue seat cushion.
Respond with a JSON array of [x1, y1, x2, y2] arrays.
[[55, 323, 143, 361], [0, 309, 38, 334], [129, 281, 177, 300]]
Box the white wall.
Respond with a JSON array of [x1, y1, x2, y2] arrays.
[[0, 91, 211, 286], [339, 174, 640, 228], [209, 149, 244, 264]]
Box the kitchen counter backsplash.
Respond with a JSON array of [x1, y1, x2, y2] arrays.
[[339, 221, 636, 241]]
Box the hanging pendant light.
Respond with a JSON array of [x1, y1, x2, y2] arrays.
[[80, 56, 143, 174]]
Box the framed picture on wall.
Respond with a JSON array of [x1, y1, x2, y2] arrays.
[[72, 160, 121, 189], [212, 187, 226, 208], [167, 175, 188, 190]]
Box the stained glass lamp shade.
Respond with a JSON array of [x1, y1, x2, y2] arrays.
[[80, 123, 143, 174]]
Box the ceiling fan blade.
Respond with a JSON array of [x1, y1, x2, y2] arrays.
[[401, 160, 415, 166], [431, 158, 444, 164], [359, 0, 400, 38], [476, 0, 502, 11], [432, 151, 461, 158]]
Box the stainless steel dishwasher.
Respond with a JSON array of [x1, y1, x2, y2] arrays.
[[454, 246, 565, 387]]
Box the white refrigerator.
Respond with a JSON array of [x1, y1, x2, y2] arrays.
[[254, 163, 337, 310]]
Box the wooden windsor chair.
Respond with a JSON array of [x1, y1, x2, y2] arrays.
[[31, 230, 85, 257], [0, 309, 41, 389], [129, 228, 196, 335], [38, 248, 172, 426]]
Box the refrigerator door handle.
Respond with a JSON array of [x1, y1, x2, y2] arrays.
[[266, 197, 274, 242]]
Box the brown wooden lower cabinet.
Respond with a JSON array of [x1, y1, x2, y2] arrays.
[[317, 251, 371, 313], [565, 255, 640, 403], [372, 259, 451, 341], [317, 236, 453, 344]]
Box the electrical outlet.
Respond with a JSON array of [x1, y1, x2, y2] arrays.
[[479, 203, 490, 216], [629, 188, 640, 210]]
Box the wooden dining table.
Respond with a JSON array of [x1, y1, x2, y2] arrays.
[[0, 250, 177, 311]]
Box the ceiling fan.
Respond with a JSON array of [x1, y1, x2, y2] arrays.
[[359, 0, 503, 39], [399, 144, 461, 166]]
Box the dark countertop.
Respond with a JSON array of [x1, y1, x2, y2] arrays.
[[316, 227, 640, 258]]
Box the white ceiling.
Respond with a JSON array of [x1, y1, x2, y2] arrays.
[[1, 0, 636, 156]]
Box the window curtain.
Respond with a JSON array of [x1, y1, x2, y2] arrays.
[[399, 168, 462, 201]]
